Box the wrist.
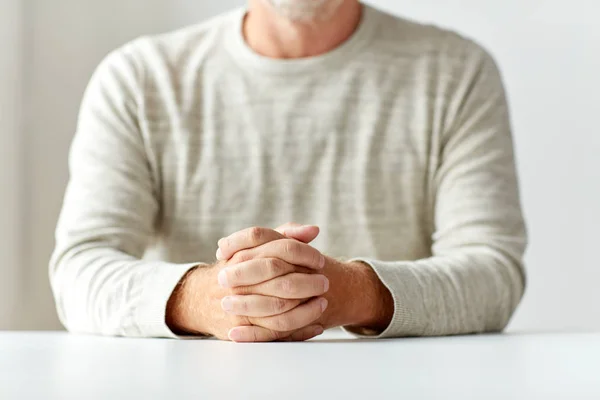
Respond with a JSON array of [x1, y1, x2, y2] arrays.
[[166, 265, 213, 336], [344, 261, 394, 333]]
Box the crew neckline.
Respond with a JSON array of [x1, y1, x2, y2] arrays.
[[224, 4, 379, 75]]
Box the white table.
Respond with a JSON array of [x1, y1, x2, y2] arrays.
[[1, 330, 599, 400]]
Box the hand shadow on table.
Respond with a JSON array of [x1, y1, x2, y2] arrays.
[[308, 338, 379, 343]]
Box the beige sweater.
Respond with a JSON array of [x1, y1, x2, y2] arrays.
[[50, 5, 527, 338]]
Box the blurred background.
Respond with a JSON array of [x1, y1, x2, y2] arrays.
[[0, 0, 598, 331]]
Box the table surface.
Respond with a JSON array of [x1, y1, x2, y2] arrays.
[[1, 330, 599, 400]]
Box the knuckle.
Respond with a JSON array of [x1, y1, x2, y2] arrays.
[[267, 258, 284, 276], [282, 239, 296, 255], [273, 298, 288, 313], [232, 267, 244, 281], [240, 298, 249, 314], [249, 227, 263, 242]]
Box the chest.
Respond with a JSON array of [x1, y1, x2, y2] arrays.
[[183, 69, 434, 181], [144, 67, 438, 259]]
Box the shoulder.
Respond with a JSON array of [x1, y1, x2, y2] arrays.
[[367, 5, 499, 74], [89, 8, 241, 90], [132, 9, 240, 64]]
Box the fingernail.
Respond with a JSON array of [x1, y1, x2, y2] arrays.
[[319, 255, 326, 269], [314, 326, 324, 336], [322, 276, 330, 292], [221, 297, 234, 312], [216, 248, 225, 261], [217, 237, 226, 248], [320, 298, 328, 312], [218, 270, 229, 287], [228, 328, 242, 342]]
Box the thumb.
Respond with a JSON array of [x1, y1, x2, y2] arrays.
[[275, 222, 320, 244]]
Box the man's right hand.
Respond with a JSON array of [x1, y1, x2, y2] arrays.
[[166, 226, 329, 342]]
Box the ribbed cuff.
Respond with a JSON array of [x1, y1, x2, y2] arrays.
[[135, 261, 203, 338], [342, 258, 427, 339]]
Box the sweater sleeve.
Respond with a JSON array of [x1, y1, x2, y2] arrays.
[[346, 46, 527, 338], [49, 44, 200, 338]]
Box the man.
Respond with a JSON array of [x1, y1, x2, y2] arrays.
[[50, 0, 527, 342]]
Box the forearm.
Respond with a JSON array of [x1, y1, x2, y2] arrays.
[[350, 248, 525, 338], [344, 261, 394, 333], [50, 246, 199, 337]]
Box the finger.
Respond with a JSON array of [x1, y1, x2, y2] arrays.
[[221, 295, 302, 317], [275, 223, 320, 244], [217, 227, 285, 261], [239, 273, 330, 299], [244, 239, 325, 270], [228, 325, 323, 343], [228, 326, 284, 343], [218, 259, 318, 289], [279, 325, 325, 342], [250, 297, 328, 332], [218, 258, 300, 288]]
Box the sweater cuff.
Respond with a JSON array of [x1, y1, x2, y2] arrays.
[[135, 261, 203, 338], [342, 258, 427, 339]]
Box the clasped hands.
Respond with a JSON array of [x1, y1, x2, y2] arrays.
[[167, 223, 393, 342]]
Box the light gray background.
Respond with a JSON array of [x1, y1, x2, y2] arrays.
[[1, 0, 598, 331]]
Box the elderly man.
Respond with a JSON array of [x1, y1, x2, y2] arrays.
[[50, 0, 527, 342]]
